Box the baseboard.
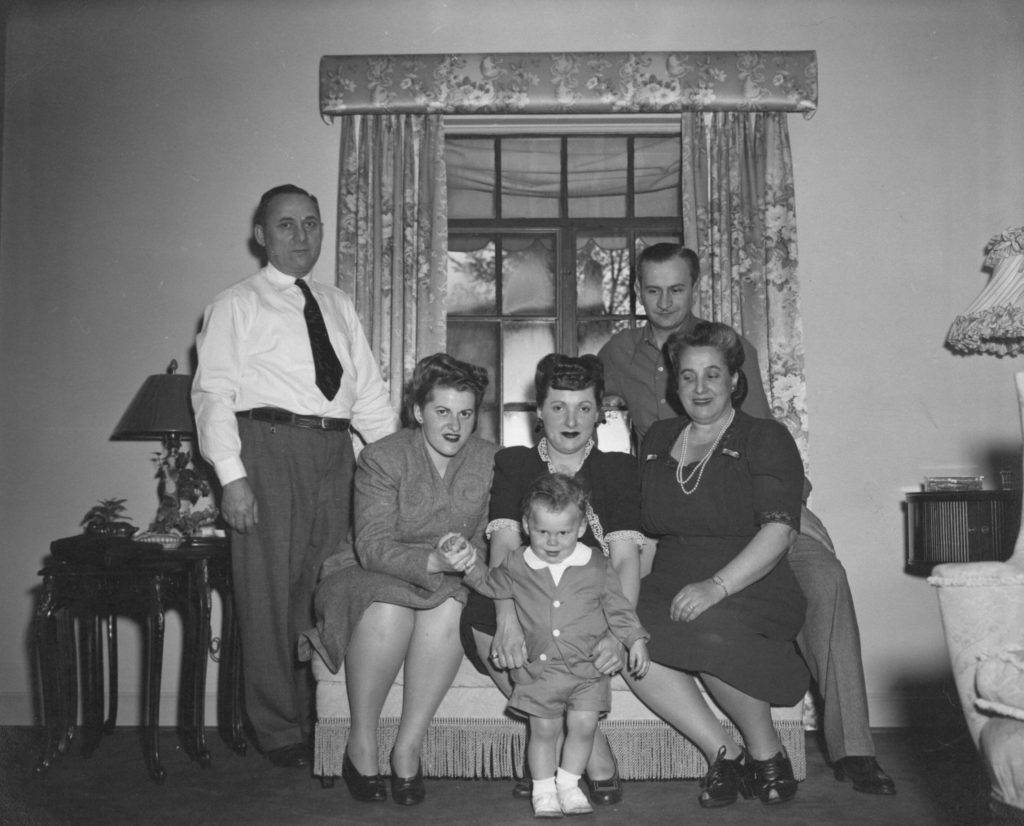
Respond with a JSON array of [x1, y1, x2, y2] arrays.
[[0, 691, 221, 727]]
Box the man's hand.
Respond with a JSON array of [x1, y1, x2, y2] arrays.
[[221, 478, 258, 533], [591, 632, 625, 675]]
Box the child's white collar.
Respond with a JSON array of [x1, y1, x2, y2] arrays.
[[524, 542, 592, 571]]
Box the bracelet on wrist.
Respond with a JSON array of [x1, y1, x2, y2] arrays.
[[712, 574, 729, 597]]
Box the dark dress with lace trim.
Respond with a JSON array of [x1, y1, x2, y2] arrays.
[[637, 410, 809, 706]]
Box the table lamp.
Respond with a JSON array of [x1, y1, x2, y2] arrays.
[[111, 360, 217, 537]]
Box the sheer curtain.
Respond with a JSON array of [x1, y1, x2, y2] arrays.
[[681, 111, 808, 456], [335, 114, 448, 414]]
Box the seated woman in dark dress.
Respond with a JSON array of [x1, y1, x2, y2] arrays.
[[629, 321, 809, 808], [461, 354, 644, 804]]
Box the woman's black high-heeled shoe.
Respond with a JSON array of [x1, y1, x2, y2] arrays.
[[390, 751, 426, 806], [699, 746, 753, 808], [748, 748, 798, 805], [341, 752, 387, 802]]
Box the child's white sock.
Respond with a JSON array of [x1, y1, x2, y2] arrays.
[[555, 767, 582, 791], [533, 776, 557, 797]]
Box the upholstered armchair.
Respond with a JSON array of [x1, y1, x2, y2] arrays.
[[929, 373, 1024, 823]]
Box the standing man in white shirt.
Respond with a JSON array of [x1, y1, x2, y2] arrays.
[[192, 184, 397, 768]]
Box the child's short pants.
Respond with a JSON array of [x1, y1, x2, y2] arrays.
[[508, 659, 610, 719]]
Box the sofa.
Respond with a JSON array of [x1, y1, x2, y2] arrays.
[[311, 409, 807, 784], [311, 652, 806, 783]]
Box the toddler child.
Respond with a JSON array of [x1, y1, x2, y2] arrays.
[[444, 472, 649, 818]]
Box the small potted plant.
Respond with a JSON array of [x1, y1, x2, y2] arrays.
[[81, 498, 137, 537]]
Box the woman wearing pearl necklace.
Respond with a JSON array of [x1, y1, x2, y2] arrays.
[[629, 321, 809, 808]]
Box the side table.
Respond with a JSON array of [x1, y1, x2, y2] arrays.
[[34, 535, 245, 781], [905, 490, 1021, 574]]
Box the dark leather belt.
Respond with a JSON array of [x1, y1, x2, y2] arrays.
[[237, 407, 350, 431]]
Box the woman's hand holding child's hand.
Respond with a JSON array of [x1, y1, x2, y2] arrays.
[[438, 532, 476, 572]]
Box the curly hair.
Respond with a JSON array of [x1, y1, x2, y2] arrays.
[[665, 321, 747, 407], [404, 353, 490, 428], [534, 353, 605, 408]]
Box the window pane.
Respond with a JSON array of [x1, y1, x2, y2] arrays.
[[502, 321, 556, 404], [502, 236, 555, 315], [502, 408, 536, 449], [635, 136, 681, 217], [577, 317, 635, 356], [446, 138, 495, 219], [447, 320, 499, 444], [501, 138, 560, 218], [568, 137, 627, 218], [576, 235, 631, 316], [447, 236, 497, 314]]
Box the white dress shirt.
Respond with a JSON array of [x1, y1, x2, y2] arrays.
[[192, 264, 398, 485]]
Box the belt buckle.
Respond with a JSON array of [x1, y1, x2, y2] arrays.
[[318, 416, 329, 430]]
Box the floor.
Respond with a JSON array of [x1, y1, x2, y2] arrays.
[[0, 724, 999, 825]]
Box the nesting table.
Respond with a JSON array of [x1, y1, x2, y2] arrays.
[[34, 535, 245, 781]]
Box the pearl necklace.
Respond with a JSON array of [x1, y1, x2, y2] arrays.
[[675, 409, 735, 495]]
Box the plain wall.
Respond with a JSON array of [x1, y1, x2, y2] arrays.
[[2, 0, 1023, 727]]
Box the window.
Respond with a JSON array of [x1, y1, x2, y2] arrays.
[[446, 134, 682, 445]]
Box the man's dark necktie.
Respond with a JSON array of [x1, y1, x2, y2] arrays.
[[294, 278, 343, 400]]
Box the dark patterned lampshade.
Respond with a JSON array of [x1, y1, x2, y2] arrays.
[[111, 360, 194, 444], [947, 225, 1024, 357]]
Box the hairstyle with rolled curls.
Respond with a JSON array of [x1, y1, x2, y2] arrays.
[[520, 472, 590, 522], [534, 353, 605, 409], [404, 353, 490, 428], [253, 184, 320, 229], [635, 242, 700, 286], [665, 321, 747, 407]]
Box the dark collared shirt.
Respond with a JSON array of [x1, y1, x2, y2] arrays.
[[597, 315, 771, 440]]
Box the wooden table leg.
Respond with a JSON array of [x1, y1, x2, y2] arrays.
[[79, 611, 105, 758], [57, 608, 78, 757], [141, 591, 167, 783], [104, 614, 118, 732], [180, 559, 212, 767], [34, 584, 73, 773], [218, 586, 247, 755]]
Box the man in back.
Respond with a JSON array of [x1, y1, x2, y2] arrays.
[[597, 242, 896, 795], [192, 184, 397, 767]]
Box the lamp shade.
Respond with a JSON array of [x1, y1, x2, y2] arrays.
[[111, 361, 195, 440], [947, 225, 1024, 357]]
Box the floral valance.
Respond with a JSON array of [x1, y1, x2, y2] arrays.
[[320, 52, 817, 117]]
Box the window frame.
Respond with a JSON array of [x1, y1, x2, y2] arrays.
[[446, 129, 683, 445]]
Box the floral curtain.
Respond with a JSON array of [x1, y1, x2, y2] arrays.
[[336, 114, 448, 413], [681, 111, 808, 459], [320, 52, 817, 116]]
